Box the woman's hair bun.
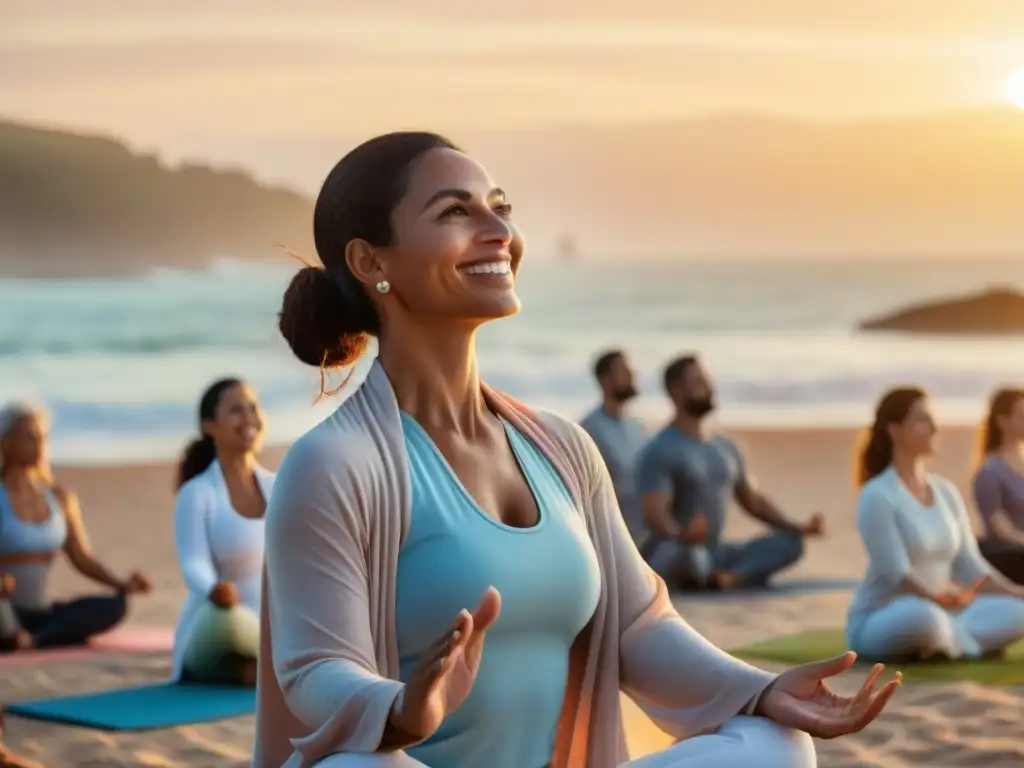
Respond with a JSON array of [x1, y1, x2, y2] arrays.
[[277, 265, 372, 369]]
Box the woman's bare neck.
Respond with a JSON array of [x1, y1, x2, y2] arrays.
[[217, 451, 256, 484], [377, 323, 491, 437]]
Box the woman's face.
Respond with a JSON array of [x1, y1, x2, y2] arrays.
[[201, 383, 265, 456], [997, 397, 1024, 444], [1, 414, 46, 469], [359, 147, 524, 326], [889, 397, 937, 457]]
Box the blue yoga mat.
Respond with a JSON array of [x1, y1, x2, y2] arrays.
[[677, 576, 860, 602], [6, 682, 256, 731]]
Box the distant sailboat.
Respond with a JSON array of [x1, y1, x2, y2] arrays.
[[556, 235, 580, 262]]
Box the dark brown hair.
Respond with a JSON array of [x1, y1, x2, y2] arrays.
[[855, 386, 926, 487], [592, 349, 625, 381], [662, 354, 699, 393], [177, 378, 243, 489], [277, 132, 460, 396], [978, 387, 1024, 462]]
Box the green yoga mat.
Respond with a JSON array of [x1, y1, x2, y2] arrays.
[[730, 629, 1024, 685]]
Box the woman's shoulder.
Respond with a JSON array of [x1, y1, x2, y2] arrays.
[[275, 408, 389, 489], [973, 456, 1007, 483], [177, 461, 221, 497], [531, 408, 601, 465], [46, 483, 78, 520], [857, 470, 899, 506], [49, 483, 74, 507]]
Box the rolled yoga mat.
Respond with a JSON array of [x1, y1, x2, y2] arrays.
[[730, 628, 1024, 685]]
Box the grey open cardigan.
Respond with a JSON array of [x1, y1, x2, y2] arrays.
[[253, 361, 775, 768]]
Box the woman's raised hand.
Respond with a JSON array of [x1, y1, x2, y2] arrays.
[[389, 586, 502, 741], [757, 652, 901, 739]]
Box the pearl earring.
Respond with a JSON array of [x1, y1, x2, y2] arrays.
[[376, 280, 390, 294]]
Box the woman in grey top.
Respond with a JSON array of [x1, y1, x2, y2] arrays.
[[847, 387, 1024, 662], [972, 387, 1024, 585]]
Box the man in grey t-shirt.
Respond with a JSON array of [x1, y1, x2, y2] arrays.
[[580, 350, 648, 544], [636, 354, 824, 590]]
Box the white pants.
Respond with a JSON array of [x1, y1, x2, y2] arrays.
[[311, 716, 816, 767], [853, 594, 1024, 660]]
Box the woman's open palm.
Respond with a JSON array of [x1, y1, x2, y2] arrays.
[[758, 652, 901, 739], [395, 587, 502, 740]]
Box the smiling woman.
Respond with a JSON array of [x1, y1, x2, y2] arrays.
[[255, 131, 899, 768]]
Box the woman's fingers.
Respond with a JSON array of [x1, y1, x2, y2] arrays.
[[845, 663, 884, 713], [853, 677, 902, 728], [420, 609, 473, 669], [471, 587, 502, 633], [793, 652, 857, 681], [820, 674, 902, 737]]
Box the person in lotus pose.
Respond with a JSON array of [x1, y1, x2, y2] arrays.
[[0, 401, 151, 654], [253, 132, 900, 768], [171, 379, 274, 685], [847, 387, 1024, 662], [972, 387, 1024, 585], [637, 355, 823, 592]]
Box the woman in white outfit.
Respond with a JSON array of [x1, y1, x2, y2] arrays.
[[848, 386, 1024, 662], [171, 378, 274, 684]]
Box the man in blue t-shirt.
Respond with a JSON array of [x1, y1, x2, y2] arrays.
[[636, 354, 824, 590], [580, 349, 648, 544]]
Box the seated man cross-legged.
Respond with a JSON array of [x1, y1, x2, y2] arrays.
[[637, 355, 823, 591]]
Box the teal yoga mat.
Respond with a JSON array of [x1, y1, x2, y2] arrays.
[[6, 682, 255, 731]]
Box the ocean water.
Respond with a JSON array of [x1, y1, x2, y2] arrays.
[[1, 257, 1023, 465]]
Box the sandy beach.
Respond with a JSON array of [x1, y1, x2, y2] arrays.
[[2, 424, 1021, 767]]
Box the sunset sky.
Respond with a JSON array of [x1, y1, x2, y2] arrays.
[[6, 3, 1024, 149], [5, 2, 1024, 256]]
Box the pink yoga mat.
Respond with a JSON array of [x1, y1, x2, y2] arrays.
[[0, 625, 173, 667]]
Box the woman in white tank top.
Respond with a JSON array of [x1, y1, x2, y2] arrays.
[[171, 378, 274, 684]]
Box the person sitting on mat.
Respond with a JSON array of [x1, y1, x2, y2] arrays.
[[847, 386, 1024, 663], [580, 349, 648, 545], [636, 355, 824, 591], [0, 401, 152, 653], [171, 378, 273, 685], [972, 387, 1024, 586], [252, 133, 901, 768]]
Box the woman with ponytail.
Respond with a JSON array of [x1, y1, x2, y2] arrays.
[[171, 378, 274, 684], [972, 387, 1024, 584], [847, 387, 1024, 662]]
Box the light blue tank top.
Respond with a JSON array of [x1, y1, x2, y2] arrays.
[[0, 483, 68, 610], [397, 414, 601, 768]]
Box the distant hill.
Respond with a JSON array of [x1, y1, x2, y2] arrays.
[[860, 287, 1024, 335], [6, 109, 1024, 276], [0, 119, 314, 277]]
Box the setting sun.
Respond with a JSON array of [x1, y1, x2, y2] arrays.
[[1004, 68, 1024, 109]]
